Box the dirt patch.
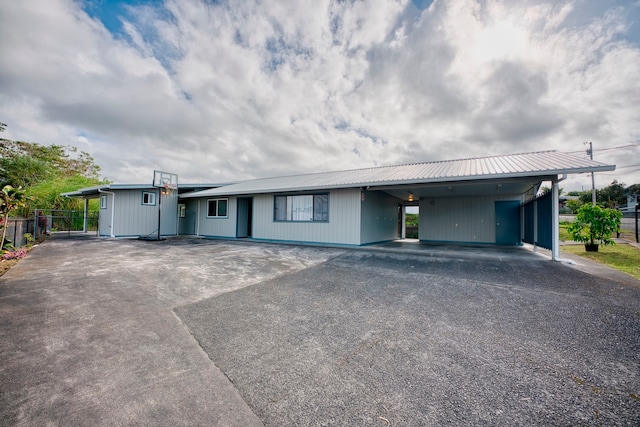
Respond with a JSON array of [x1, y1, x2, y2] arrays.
[[0, 258, 20, 277]]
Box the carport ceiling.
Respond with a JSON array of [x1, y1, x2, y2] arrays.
[[377, 176, 553, 201]]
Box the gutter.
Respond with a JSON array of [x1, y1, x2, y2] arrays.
[[98, 189, 116, 238]]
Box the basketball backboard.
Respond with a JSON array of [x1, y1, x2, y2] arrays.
[[153, 170, 178, 190]]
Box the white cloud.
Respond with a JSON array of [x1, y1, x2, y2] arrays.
[[0, 0, 638, 190]]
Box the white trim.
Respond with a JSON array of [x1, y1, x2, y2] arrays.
[[141, 191, 156, 206], [552, 181, 560, 261]]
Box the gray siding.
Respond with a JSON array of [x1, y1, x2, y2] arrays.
[[98, 189, 178, 237], [360, 191, 401, 244], [196, 197, 237, 238], [252, 189, 361, 245], [419, 195, 523, 243], [160, 191, 179, 236]]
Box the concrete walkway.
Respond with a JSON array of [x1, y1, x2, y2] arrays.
[[1, 236, 639, 425]]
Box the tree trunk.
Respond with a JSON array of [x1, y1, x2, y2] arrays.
[[0, 213, 8, 250]]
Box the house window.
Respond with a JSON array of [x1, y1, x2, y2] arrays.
[[142, 191, 156, 206], [207, 198, 228, 218], [100, 194, 107, 209], [274, 194, 329, 222]]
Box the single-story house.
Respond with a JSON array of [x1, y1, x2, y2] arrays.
[[63, 150, 615, 260]]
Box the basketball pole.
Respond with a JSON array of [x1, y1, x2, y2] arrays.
[[153, 171, 177, 241], [157, 187, 162, 241]]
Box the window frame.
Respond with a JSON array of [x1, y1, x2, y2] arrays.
[[207, 198, 229, 218], [273, 193, 329, 223], [141, 191, 157, 206], [100, 194, 107, 209]]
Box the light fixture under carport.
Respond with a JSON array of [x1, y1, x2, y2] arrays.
[[408, 192, 414, 202]]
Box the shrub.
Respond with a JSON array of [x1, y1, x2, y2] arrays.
[[567, 204, 622, 248]]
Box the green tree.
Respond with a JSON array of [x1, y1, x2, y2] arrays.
[[574, 181, 638, 207], [0, 185, 28, 249], [565, 199, 583, 214], [599, 180, 626, 208], [539, 186, 564, 196], [0, 139, 105, 215]]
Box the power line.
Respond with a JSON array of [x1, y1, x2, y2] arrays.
[[565, 140, 640, 154], [615, 164, 640, 169]]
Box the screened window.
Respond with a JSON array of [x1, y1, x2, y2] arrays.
[[274, 194, 329, 222], [142, 191, 156, 206], [100, 194, 107, 209], [207, 198, 228, 218]]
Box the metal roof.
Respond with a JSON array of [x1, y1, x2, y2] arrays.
[[61, 184, 155, 198], [181, 150, 615, 198], [62, 183, 229, 198]]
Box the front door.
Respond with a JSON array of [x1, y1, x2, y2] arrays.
[[495, 201, 521, 245], [236, 197, 253, 238]]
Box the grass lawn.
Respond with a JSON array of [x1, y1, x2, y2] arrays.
[[559, 222, 640, 281]]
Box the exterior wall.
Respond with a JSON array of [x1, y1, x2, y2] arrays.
[[419, 195, 523, 244], [98, 189, 178, 237], [196, 196, 238, 238], [360, 190, 402, 244], [159, 191, 179, 236], [252, 189, 361, 245]]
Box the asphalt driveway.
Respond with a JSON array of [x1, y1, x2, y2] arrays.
[[1, 236, 639, 426]]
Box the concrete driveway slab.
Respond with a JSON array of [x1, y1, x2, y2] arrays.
[[0, 237, 343, 426], [176, 250, 640, 426]]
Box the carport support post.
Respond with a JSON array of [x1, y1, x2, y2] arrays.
[[635, 200, 638, 243], [83, 198, 89, 233], [551, 179, 560, 261], [401, 205, 406, 239]]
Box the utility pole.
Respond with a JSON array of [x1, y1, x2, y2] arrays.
[[585, 141, 596, 205]]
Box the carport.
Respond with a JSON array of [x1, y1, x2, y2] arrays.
[[324, 151, 615, 260]]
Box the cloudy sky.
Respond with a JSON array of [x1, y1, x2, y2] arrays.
[[1, 0, 639, 191]]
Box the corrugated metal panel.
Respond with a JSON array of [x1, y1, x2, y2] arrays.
[[181, 150, 615, 198]]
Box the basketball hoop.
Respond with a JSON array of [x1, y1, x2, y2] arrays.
[[153, 170, 178, 195], [162, 181, 178, 195]]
